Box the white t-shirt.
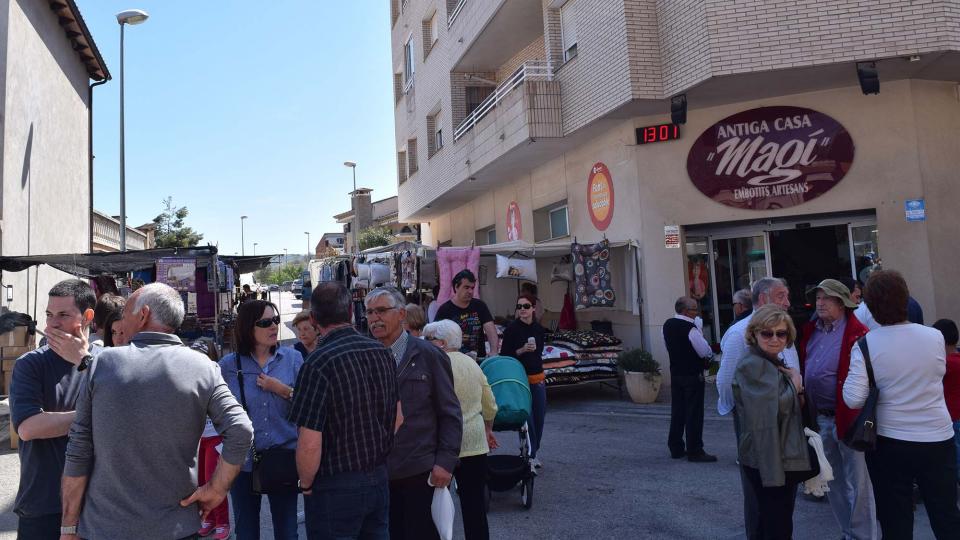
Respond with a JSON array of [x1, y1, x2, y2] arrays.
[[843, 323, 953, 442], [853, 302, 880, 331], [202, 418, 219, 439]]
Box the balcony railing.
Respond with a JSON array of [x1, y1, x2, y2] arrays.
[[447, 0, 466, 27], [454, 61, 552, 141]]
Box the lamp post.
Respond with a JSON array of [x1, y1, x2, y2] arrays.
[[254, 242, 259, 256], [283, 248, 288, 267], [116, 9, 149, 252], [305, 232, 310, 258], [240, 215, 248, 255], [344, 161, 357, 253]]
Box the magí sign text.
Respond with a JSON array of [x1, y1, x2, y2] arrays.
[[687, 106, 855, 210]]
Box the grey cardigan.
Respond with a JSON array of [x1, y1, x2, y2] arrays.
[[388, 336, 463, 480], [733, 348, 809, 487]]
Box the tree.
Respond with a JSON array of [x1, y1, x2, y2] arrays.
[[316, 246, 340, 259], [153, 197, 204, 248], [358, 226, 393, 251]]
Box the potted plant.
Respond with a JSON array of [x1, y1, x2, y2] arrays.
[[618, 349, 662, 404]]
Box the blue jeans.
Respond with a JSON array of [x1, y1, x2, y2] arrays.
[[817, 415, 878, 540], [305, 466, 390, 540], [17, 512, 59, 540], [529, 382, 547, 459], [230, 471, 299, 540]]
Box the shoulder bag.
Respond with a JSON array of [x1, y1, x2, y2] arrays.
[[843, 336, 879, 452], [235, 356, 299, 494]]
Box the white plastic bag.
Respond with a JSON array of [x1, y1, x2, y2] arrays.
[[802, 427, 835, 497], [429, 484, 454, 540]]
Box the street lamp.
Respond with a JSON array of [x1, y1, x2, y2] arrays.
[[344, 161, 357, 253], [253, 242, 258, 256], [305, 232, 310, 258], [283, 248, 287, 267], [240, 215, 248, 255], [116, 9, 149, 251]]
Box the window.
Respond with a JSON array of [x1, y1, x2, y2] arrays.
[[397, 150, 408, 185], [404, 37, 416, 88], [465, 86, 494, 116], [560, 2, 578, 62], [487, 228, 497, 245], [422, 13, 438, 59], [407, 138, 419, 177], [549, 206, 569, 238], [427, 111, 443, 158], [393, 73, 403, 104], [475, 227, 497, 246]]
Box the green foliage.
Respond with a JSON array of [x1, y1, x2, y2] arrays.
[[153, 197, 204, 248], [618, 349, 660, 374], [256, 263, 306, 285], [358, 226, 393, 251]]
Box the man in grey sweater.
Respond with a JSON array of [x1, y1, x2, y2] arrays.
[[61, 283, 253, 540]]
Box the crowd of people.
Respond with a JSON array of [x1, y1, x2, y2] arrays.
[[8, 269, 549, 540], [665, 270, 960, 539]]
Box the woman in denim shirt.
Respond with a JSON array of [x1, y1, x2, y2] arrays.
[[220, 300, 303, 540]]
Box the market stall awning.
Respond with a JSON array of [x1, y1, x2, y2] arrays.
[[219, 255, 280, 274], [476, 239, 638, 257], [361, 241, 431, 255], [0, 247, 219, 276]]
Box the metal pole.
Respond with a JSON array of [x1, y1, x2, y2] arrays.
[[351, 166, 357, 254], [119, 22, 127, 252], [241, 217, 246, 256], [306, 233, 310, 258]]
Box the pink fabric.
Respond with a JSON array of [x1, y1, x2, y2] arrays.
[[198, 436, 229, 526], [558, 292, 577, 331], [436, 247, 481, 305]]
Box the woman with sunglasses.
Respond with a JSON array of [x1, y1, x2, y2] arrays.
[[733, 304, 809, 539], [500, 293, 547, 469], [219, 300, 303, 540]]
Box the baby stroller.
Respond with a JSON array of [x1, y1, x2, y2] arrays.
[[480, 355, 535, 510]]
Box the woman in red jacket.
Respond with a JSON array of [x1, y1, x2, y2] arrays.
[[933, 318, 960, 483]]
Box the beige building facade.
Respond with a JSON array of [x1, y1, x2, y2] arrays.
[[1, 0, 108, 324], [391, 0, 960, 384]]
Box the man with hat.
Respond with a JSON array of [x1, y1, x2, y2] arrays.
[[797, 279, 875, 540]]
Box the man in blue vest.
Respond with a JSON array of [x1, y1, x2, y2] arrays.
[[664, 296, 717, 462]]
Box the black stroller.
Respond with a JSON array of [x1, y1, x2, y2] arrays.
[[480, 356, 535, 510]]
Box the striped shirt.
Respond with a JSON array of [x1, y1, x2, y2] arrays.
[[288, 326, 399, 476]]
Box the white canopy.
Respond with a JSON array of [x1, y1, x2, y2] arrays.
[[476, 239, 638, 257]]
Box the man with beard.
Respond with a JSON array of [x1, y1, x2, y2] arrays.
[[365, 287, 461, 540]]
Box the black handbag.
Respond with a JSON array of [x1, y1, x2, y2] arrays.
[[843, 336, 879, 452], [235, 357, 299, 495]]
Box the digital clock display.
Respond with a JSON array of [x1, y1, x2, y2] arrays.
[[636, 123, 681, 144]]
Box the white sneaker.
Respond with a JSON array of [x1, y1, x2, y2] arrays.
[[531, 458, 543, 469]]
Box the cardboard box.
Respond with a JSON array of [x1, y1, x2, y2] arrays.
[[1, 326, 30, 347], [1, 346, 32, 360]]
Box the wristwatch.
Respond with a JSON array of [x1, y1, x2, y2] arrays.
[[77, 354, 93, 372], [297, 479, 312, 492], [61, 525, 78, 535], [288, 387, 294, 400]]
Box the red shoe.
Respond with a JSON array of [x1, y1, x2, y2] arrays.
[[212, 525, 231, 540], [198, 521, 215, 537]]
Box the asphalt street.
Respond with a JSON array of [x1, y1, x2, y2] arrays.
[[0, 318, 942, 538]]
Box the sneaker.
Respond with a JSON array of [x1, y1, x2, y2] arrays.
[[212, 525, 231, 540], [198, 522, 215, 537], [687, 452, 718, 463], [531, 458, 543, 469]]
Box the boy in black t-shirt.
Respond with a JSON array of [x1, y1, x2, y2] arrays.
[[434, 270, 498, 358]]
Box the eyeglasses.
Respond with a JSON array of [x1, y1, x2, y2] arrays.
[[365, 307, 398, 317], [758, 330, 789, 340], [516, 303, 533, 310], [254, 316, 281, 328]]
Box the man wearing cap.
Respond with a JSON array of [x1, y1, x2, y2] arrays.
[[797, 279, 875, 540]]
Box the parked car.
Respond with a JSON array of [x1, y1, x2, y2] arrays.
[[294, 278, 304, 300], [268, 284, 280, 292], [281, 281, 293, 292]]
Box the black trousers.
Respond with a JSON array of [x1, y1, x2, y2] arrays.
[[17, 513, 60, 540], [454, 454, 489, 540], [389, 471, 439, 540], [740, 465, 798, 540], [668, 374, 705, 455], [865, 435, 960, 540]]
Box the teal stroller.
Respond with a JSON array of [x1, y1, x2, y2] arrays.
[[480, 355, 535, 509]]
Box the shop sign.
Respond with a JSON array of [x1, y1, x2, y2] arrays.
[[687, 106, 855, 210], [506, 201, 522, 241], [587, 162, 615, 231], [664, 225, 680, 249], [905, 199, 926, 222]]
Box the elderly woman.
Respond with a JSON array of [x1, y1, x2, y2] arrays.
[[843, 271, 960, 539], [423, 319, 498, 540], [291, 310, 319, 359], [219, 300, 304, 540], [733, 304, 809, 540]]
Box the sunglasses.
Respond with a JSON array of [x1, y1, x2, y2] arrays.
[[254, 316, 281, 328], [365, 307, 398, 317], [758, 330, 789, 340], [516, 303, 533, 310]]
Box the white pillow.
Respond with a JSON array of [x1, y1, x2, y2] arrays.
[[496, 255, 538, 282]]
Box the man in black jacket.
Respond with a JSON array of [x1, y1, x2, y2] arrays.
[[664, 296, 717, 462], [365, 287, 462, 540]]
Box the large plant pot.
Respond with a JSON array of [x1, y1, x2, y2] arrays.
[[624, 371, 661, 404]]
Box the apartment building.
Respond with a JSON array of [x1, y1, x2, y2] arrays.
[[390, 0, 960, 380], [1, 0, 109, 325], [334, 189, 419, 253]]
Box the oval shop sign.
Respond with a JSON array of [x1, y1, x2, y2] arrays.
[[686, 106, 855, 210]]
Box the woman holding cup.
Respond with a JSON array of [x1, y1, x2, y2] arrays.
[[501, 293, 547, 469]]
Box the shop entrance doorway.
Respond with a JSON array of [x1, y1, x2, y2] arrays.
[[685, 213, 878, 343]]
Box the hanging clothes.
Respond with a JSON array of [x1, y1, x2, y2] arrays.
[[436, 246, 481, 305], [572, 239, 616, 310], [558, 292, 578, 330]]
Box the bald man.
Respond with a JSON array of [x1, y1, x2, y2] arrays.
[[664, 297, 717, 462]]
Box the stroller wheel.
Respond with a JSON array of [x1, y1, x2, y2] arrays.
[[520, 477, 534, 510]]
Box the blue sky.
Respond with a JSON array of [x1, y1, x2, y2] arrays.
[[78, 1, 397, 257]]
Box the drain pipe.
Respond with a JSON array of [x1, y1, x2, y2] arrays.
[[88, 78, 110, 253]]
